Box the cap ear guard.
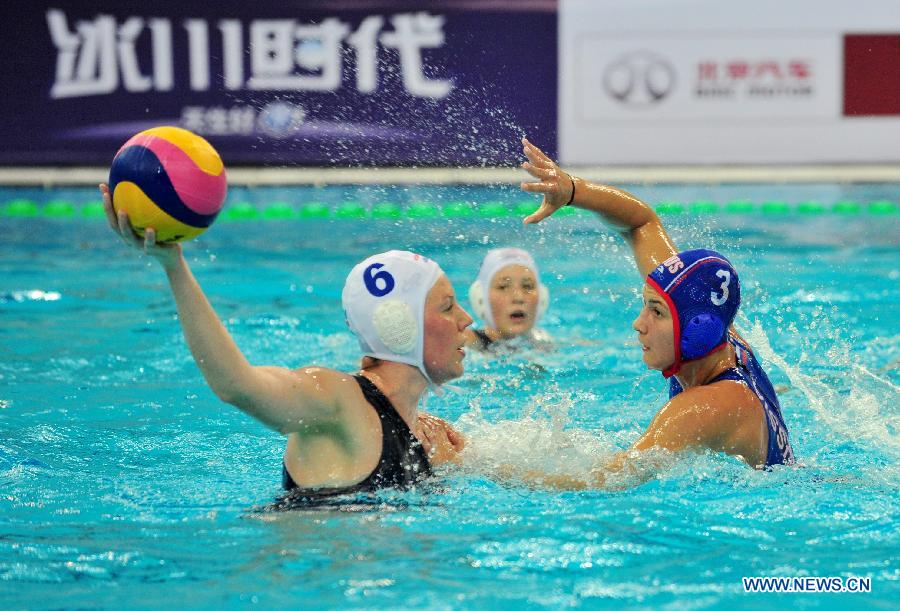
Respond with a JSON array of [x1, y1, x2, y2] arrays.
[[468, 280, 489, 324], [537, 284, 550, 320], [680, 310, 725, 361], [372, 300, 417, 354]]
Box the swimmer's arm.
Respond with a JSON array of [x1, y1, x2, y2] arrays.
[[518, 138, 677, 277], [102, 184, 268, 413], [506, 450, 666, 491], [630, 385, 764, 463], [102, 185, 346, 433], [508, 389, 750, 491], [162, 258, 346, 431], [416, 413, 466, 465]]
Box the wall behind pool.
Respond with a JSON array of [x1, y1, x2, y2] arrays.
[[1, 0, 900, 171]]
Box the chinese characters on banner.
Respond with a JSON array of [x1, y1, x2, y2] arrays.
[[47, 10, 453, 100], [1, 3, 557, 165]]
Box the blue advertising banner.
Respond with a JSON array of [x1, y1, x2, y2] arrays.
[[1, 1, 557, 166]]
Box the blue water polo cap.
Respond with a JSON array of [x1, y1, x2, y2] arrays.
[[645, 249, 740, 378]]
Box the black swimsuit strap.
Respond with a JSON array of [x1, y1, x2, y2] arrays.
[[354, 374, 406, 428], [281, 374, 431, 497], [472, 328, 494, 350], [352, 374, 431, 486]]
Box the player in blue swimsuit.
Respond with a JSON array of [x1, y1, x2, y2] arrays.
[[508, 139, 794, 489]]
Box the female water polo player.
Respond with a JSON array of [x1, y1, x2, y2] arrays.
[[509, 139, 794, 488], [465, 247, 552, 351], [100, 184, 469, 501]]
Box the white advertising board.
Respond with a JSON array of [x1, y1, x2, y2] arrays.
[[559, 0, 900, 165]]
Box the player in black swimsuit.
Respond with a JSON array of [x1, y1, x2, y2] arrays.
[[102, 184, 470, 504], [281, 375, 432, 498]]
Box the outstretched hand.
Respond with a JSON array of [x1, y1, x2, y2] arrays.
[[416, 412, 466, 466], [519, 137, 574, 224], [100, 183, 181, 267]]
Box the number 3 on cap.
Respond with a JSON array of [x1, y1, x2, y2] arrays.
[[710, 269, 730, 306], [363, 263, 395, 297]]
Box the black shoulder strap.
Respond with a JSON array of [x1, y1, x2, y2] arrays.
[[473, 328, 494, 349]]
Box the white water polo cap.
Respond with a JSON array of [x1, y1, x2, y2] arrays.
[[468, 247, 549, 328], [342, 250, 444, 383]]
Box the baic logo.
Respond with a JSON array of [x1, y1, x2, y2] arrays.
[[603, 51, 676, 106]]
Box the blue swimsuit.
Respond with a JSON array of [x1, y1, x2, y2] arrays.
[[669, 335, 795, 467]]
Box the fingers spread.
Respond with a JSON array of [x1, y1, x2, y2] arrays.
[[520, 181, 557, 194], [523, 208, 552, 225], [522, 162, 556, 181], [522, 138, 553, 164]]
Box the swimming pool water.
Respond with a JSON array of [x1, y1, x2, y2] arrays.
[[1, 183, 898, 608]]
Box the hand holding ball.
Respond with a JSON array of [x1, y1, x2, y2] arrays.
[[108, 126, 227, 243]]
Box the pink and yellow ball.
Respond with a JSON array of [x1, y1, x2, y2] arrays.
[[109, 126, 227, 243]]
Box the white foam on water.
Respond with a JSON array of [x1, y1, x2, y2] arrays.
[[455, 383, 618, 478], [740, 317, 900, 461]]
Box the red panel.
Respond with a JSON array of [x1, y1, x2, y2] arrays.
[[843, 34, 900, 116]]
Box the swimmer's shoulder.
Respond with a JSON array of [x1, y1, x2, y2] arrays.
[[285, 365, 378, 420], [653, 383, 767, 463], [658, 381, 763, 437]]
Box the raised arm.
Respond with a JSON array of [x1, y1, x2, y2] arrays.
[[101, 184, 346, 434], [519, 138, 678, 277]]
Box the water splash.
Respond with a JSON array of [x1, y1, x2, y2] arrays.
[[741, 318, 900, 461], [456, 382, 619, 479]]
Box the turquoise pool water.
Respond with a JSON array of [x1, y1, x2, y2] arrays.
[[1, 184, 898, 608]]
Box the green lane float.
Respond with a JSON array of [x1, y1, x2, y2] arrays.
[[334, 202, 366, 219], [2, 199, 39, 217], [2, 197, 896, 222], [761, 200, 790, 214], [263, 202, 295, 220], [514, 200, 535, 216], [690, 200, 719, 214], [832, 200, 861, 214], [868, 200, 897, 215], [655, 202, 685, 214], [442, 202, 473, 217], [221, 202, 259, 220], [81, 201, 106, 218], [371, 202, 402, 219], [479, 201, 508, 217], [43, 200, 76, 217], [796, 201, 825, 215], [724, 200, 755, 213], [406, 202, 439, 218], [298, 202, 330, 219]]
